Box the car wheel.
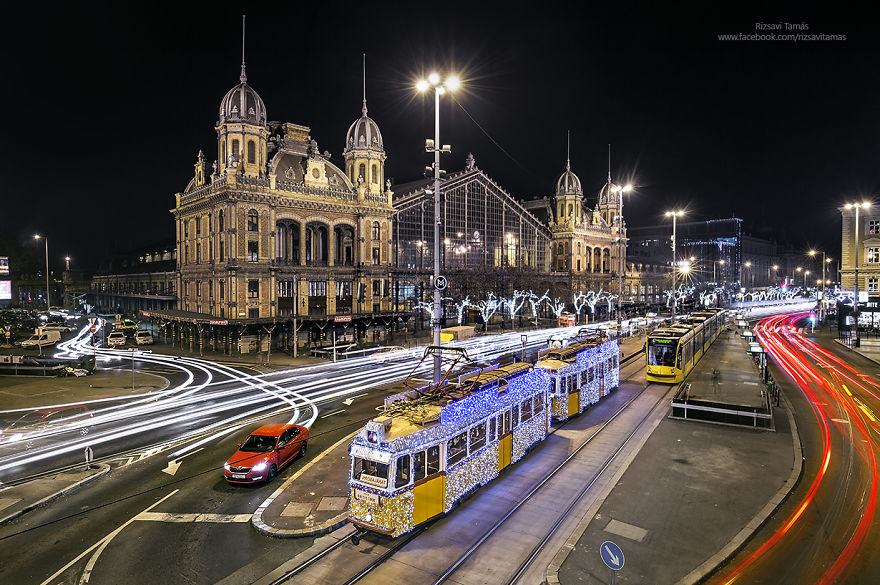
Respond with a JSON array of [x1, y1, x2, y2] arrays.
[[299, 441, 308, 458], [267, 464, 277, 482]]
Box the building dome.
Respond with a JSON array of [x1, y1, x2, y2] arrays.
[[556, 162, 583, 196], [218, 67, 267, 126], [344, 103, 384, 153]]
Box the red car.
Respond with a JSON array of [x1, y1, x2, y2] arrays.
[[223, 423, 309, 484]]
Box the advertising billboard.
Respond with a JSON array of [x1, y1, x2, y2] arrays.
[[0, 256, 8, 275], [0, 280, 11, 300]]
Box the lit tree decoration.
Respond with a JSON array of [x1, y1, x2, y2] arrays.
[[573, 291, 592, 318], [527, 289, 550, 320], [500, 290, 530, 322], [471, 292, 500, 326], [452, 296, 470, 325], [548, 297, 567, 318]]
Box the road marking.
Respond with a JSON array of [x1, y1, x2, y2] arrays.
[[38, 489, 179, 585], [135, 512, 252, 523], [161, 447, 203, 476], [320, 409, 346, 418], [342, 393, 368, 406]]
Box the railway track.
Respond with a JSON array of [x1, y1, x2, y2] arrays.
[[271, 349, 657, 585]]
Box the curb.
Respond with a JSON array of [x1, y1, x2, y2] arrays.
[[832, 338, 880, 367], [0, 463, 111, 525], [672, 389, 803, 585], [251, 431, 358, 538]]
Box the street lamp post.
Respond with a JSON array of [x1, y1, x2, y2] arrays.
[[418, 72, 460, 383], [33, 234, 49, 310], [665, 211, 684, 319], [845, 201, 871, 347], [613, 183, 633, 331], [808, 250, 831, 321]]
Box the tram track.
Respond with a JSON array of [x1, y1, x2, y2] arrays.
[[270, 347, 652, 585]]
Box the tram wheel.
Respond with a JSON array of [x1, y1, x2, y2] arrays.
[[351, 533, 361, 546]]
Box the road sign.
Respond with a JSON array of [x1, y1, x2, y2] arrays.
[[434, 275, 448, 291], [600, 540, 625, 571], [89, 325, 97, 333]]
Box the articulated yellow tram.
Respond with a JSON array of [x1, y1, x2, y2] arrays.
[[347, 336, 620, 538], [645, 308, 727, 384], [537, 336, 620, 421]]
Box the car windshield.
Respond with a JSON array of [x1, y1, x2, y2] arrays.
[[239, 434, 278, 453]]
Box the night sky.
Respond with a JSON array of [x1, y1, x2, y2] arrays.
[[2, 5, 877, 273]]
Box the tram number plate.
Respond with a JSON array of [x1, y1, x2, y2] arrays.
[[231, 473, 247, 479], [355, 489, 380, 505]]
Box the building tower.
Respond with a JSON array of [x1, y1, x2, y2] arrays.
[[554, 133, 583, 225], [216, 17, 268, 179], [343, 55, 386, 193]]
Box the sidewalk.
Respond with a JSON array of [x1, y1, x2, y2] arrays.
[[549, 329, 800, 585], [0, 463, 110, 525]]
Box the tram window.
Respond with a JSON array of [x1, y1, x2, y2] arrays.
[[447, 433, 467, 466], [395, 454, 411, 488], [427, 445, 440, 475], [469, 423, 487, 452], [502, 410, 511, 435], [580, 370, 588, 385], [511, 405, 520, 430], [677, 348, 683, 369], [489, 417, 497, 442], [534, 394, 543, 414], [353, 458, 389, 486], [570, 374, 577, 390], [588, 367, 594, 382], [413, 450, 426, 482], [521, 398, 532, 421], [648, 342, 676, 367]]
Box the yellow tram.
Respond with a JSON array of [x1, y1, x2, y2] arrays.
[[645, 308, 727, 384], [347, 362, 550, 537], [536, 336, 619, 421]]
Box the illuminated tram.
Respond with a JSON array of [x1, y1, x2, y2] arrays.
[[536, 336, 620, 421], [347, 338, 621, 538], [645, 308, 727, 384]]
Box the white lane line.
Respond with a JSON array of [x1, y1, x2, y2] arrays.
[[320, 409, 346, 419], [37, 489, 179, 585], [135, 512, 252, 523]]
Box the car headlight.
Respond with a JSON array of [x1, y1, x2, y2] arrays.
[[223, 463, 230, 471], [251, 462, 267, 472]]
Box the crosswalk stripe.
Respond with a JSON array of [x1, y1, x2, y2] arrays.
[[135, 512, 252, 523]]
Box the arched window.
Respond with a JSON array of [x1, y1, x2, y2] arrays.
[[247, 140, 256, 164], [220, 141, 225, 166], [372, 222, 381, 240], [358, 163, 366, 182], [248, 209, 259, 232], [231, 139, 239, 161], [218, 210, 224, 231], [371, 164, 377, 184]]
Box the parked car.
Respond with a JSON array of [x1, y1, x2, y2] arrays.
[[20, 330, 62, 348], [134, 330, 153, 345], [106, 331, 127, 347], [224, 424, 309, 484]]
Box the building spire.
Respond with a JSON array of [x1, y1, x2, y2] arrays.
[[566, 130, 571, 170], [607, 143, 612, 185], [362, 53, 368, 116], [240, 15, 247, 83]]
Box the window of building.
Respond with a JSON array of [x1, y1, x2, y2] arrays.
[[336, 281, 352, 298], [247, 140, 256, 164], [184, 244, 189, 265], [278, 280, 296, 297], [207, 213, 211, 235], [358, 163, 366, 182], [219, 280, 224, 299], [219, 238, 224, 261], [218, 210, 224, 231], [183, 281, 189, 297], [196, 280, 201, 297], [372, 222, 380, 240], [371, 164, 377, 184], [183, 221, 188, 238], [195, 216, 201, 236], [372, 247, 380, 265], [232, 139, 239, 160], [248, 240, 258, 262], [869, 278, 879, 292], [249, 308, 259, 319], [248, 280, 259, 299], [868, 247, 880, 263], [869, 219, 880, 235], [248, 210, 259, 232], [209, 280, 213, 298], [308, 281, 327, 297], [373, 280, 381, 296], [196, 243, 201, 264]]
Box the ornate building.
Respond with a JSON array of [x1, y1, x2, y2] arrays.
[[171, 56, 395, 327]]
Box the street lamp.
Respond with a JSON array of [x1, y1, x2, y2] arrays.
[[33, 234, 49, 310], [743, 261, 752, 288], [844, 201, 871, 347], [714, 259, 725, 284], [417, 71, 460, 383], [808, 250, 831, 321], [664, 210, 684, 318], [612, 183, 633, 330], [803, 269, 810, 288]]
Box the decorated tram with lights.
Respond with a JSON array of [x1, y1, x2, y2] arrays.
[[347, 337, 622, 538], [645, 308, 727, 384], [536, 336, 620, 421]]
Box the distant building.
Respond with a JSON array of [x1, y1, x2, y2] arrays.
[[840, 205, 880, 298], [88, 243, 176, 313]]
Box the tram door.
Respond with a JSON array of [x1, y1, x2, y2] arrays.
[[413, 446, 443, 525], [498, 410, 513, 470], [567, 374, 579, 417]]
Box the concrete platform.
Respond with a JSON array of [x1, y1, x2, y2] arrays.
[[670, 331, 773, 429]]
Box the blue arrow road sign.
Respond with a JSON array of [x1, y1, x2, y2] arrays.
[[600, 540, 625, 571]]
